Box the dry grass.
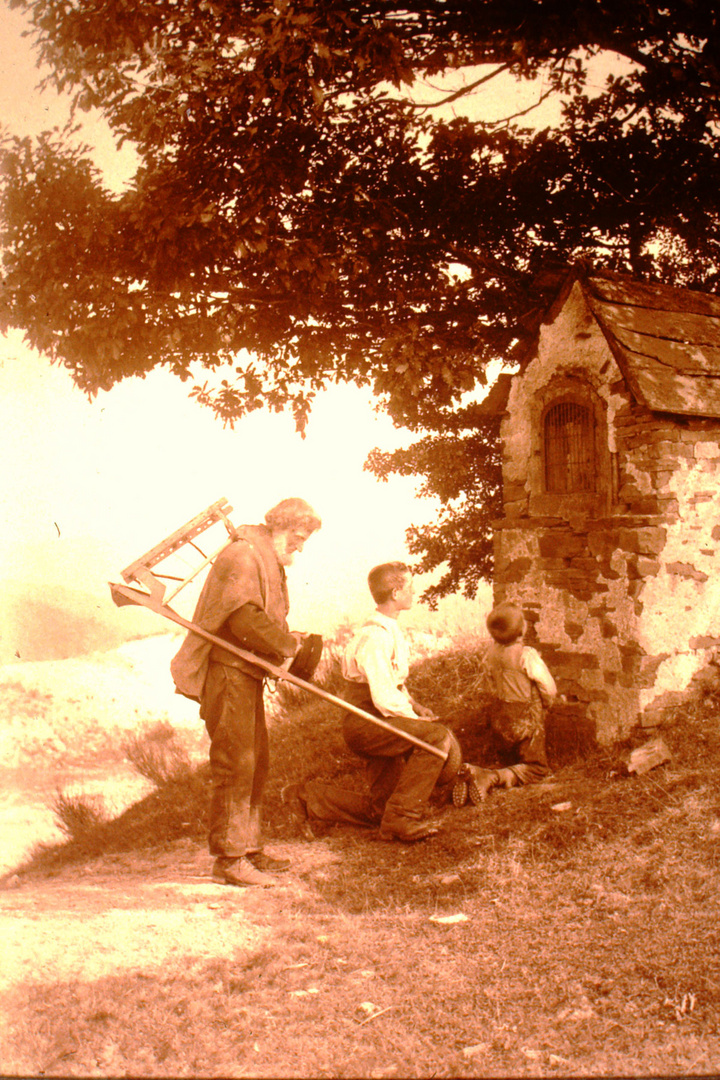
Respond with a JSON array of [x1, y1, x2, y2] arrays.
[[5, 649, 720, 1076], [123, 719, 194, 787], [51, 789, 108, 842]]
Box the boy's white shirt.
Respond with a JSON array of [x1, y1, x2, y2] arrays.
[[342, 610, 420, 720]]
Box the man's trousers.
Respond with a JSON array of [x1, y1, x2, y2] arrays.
[[302, 683, 457, 828], [200, 662, 268, 857]]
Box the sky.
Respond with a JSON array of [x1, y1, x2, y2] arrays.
[[0, 2, 576, 651]]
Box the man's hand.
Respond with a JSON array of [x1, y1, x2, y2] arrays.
[[412, 700, 439, 721], [278, 633, 306, 671]]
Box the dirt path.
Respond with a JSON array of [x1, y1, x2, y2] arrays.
[[0, 839, 337, 994]]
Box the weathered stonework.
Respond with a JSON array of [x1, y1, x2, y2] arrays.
[[493, 277, 720, 743]]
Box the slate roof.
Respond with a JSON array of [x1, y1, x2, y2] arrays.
[[479, 268, 720, 418], [584, 272, 720, 417]]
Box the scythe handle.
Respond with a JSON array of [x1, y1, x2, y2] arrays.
[[109, 582, 446, 760]]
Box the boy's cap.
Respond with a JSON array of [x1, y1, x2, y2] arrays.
[[486, 602, 525, 644]]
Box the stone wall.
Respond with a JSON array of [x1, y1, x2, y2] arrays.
[[494, 282, 720, 743]]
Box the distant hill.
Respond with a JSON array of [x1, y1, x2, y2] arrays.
[[0, 581, 158, 663], [0, 632, 205, 771]]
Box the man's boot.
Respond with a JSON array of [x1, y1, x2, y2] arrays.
[[452, 763, 474, 808], [466, 766, 500, 805], [212, 856, 275, 888], [378, 800, 441, 842], [282, 781, 319, 840], [379, 816, 440, 842], [247, 850, 291, 872]]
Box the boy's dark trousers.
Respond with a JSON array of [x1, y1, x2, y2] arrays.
[[491, 695, 550, 785]]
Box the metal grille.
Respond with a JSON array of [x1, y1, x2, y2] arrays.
[[544, 401, 595, 493]]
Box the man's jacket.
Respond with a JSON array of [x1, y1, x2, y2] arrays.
[[170, 524, 295, 699]]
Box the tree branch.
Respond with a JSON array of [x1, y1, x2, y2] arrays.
[[410, 62, 513, 111]]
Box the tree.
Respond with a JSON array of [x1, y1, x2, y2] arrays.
[[2, 0, 720, 598]]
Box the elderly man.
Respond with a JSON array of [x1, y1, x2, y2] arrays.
[[171, 497, 321, 887]]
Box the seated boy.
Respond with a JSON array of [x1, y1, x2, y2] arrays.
[[454, 601, 556, 806]]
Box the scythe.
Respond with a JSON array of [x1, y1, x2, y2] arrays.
[[109, 499, 447, 761]]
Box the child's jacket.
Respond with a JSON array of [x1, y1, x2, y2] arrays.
[[485, 641, 556, 707]]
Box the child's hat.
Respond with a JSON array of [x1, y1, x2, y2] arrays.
[[486, 602, 525, 644]]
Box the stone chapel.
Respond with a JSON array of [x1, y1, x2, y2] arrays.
[[488, 265, 720, 744]]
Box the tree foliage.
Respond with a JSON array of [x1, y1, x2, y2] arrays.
[[2, 0, 720, 596]]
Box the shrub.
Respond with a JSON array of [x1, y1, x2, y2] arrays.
[[50, 789, 108, 842], [123, 720, 192, 787]]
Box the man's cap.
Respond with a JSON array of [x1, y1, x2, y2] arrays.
[[288, 634, 323, 683]]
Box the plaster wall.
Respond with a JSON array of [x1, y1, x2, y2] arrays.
[[494, 281, 720, 742], [625, 428, 720, 721]]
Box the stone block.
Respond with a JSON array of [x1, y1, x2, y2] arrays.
[[643, 429, 682, 446], [666, 561, 709, 583], [619, 644, 645, 675], [504, 482, 528, 501], [627, 735, 671, 774], [617, 526, 667, 556], [624, 497, 663, 516], [501, 557, 533, 583], [587, 532, 621, 561], [694, 441, 720, 459], [689, 635, 720, 649], [568, 557, 601, 574], [637, 653, 671, 688], [537, 558, 570, 573], [651, 456, 686, 471], [544, 649, 600, 673], [538, 532, 586, 559], [652, 471, 674, 490]]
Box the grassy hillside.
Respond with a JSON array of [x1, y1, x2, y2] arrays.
[[6, 638, 720, 1078]]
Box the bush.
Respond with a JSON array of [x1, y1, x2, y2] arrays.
[[123, 720, 192, 787], [50, 789, 108, 842]]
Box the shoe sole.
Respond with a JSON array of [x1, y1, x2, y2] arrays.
[[378, 827, 440, 842], [467, 780, 492, 806], [452, 781, 468, 808], [467, 782, 484, 806], [212, 863, 276, 888], [212, 874, 275, 888]]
